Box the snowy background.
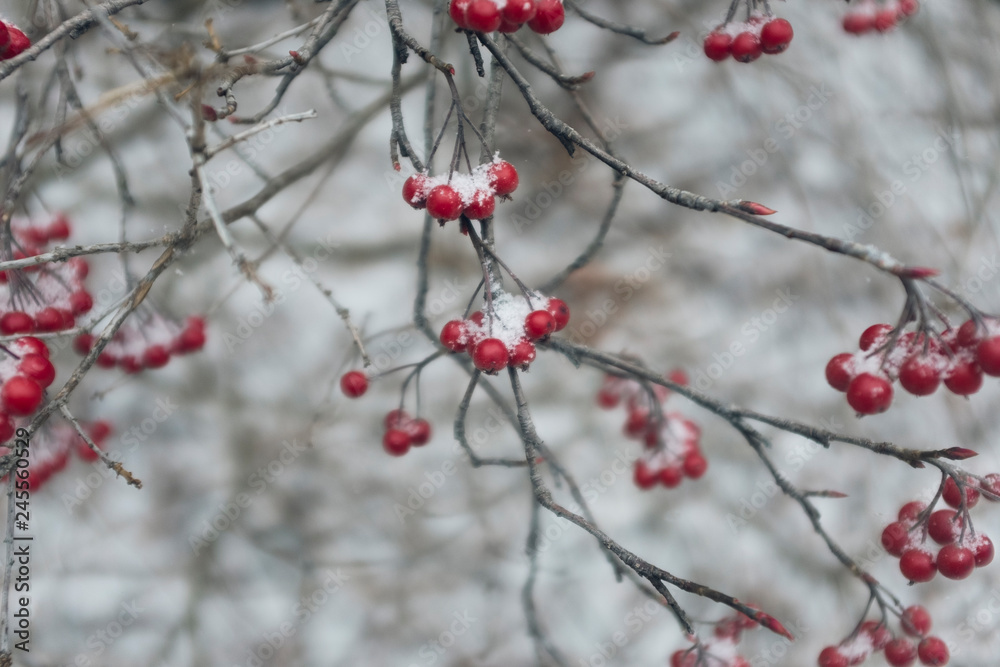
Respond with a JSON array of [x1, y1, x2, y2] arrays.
[[2, 0, 1000, 665]]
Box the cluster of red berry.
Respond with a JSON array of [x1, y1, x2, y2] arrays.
[[0, 217, 94, 335], [381, 409, 432, 457], [596, 370, 707, 490], [0, 20, 29, 61], [703, 16, 794, 63], [440, 292, 569, 374], [825, 320, 1000, 415], [843, 0, 919, 34], [0, 337, 57, 440], [75, 315, 207, 373], [0, 420, 112, 491], [403, 159, 519, 223], [671, 608, 763, 667], [817, 607, 949, 666], [881, 477, 997, 584], [448, 0, 564, 35]]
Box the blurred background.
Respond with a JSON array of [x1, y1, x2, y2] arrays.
[[2, 0, 999, 664]]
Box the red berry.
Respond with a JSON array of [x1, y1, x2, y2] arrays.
[[402, 174, 430, 209], [624, 409, 649, 439], [976, 336, 1000, 376], [859, 324, 893, 351], [956, 319, 981, 347], [340, 370, 368, 398], [1, 27, 29, 60], [488, 160, 519, 195], [982, 473, 1000, 500], [898, 0, 920, 16], [944, 360, 983, 395], [502, 0, 536, 23], [874, 8, 898, 31], [176, 320, 207, 353], [885, 638, 917, 666], [899, 355, 941, 396], [18, 354, 55, 389], [473, 338, 508, 373], [703, 31, 732, 61], [33, 307, 64, 332], [634, 461, 658, 489], [383, 428, 411, 456], [927, 509, 961, 545], [463, 190, 496, 220], [846, 373, 893, 414], [937, 544, 975, 580], [142, 345, 171, 369], [881, 521, 911, 557], [973, 535, 994, 567], [760, 18, 793, 54], [120, 356, 142, 374], [47, 216, 70, 240], [440, 320, 468, 352], [90, 420, 112, 443], [901, 605, 932, 637], [825, 353, 856, 392], [466, 0, 501, 32], [97, 352, 116, 368], [730, 32, 761, 63], [898, 500, 927, 522], [899, 549, 936, 582], [660, 465, 683, 488], [527, 0, 564, 34], [683, 453, 708, 479], [68, 290, 94, 315], [916, 636, 948, 666], [449, 0, 473, 28], [426, 185, 465, 221], [546, 298, 570, 331], [509, 339, 536, 368], [409, 418, 432, 446], [860, 620, 891, 650], [817, 646, 849, 667], [942, 476, 979, 509], [0, 311, 33, 335], [384, 409, 410, 429], [596, 389, 619, 409], [1, 376, 42, 416], [498, 17, 523, 33], [524, 310, 555, 340]]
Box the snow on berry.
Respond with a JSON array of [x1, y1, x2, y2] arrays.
[[704, 14, 793, 63], [0, 20, 30, 61], [843, 0, 920, 35], [402, 157, 520, 223], [74, 310, 207, 373]]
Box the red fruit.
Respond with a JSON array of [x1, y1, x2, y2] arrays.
[[884, 638, 917, 666], [817, 647, 849, 667], [881, 521, 911, 557], [944, 360, 983, 395], [916, 636, 948, 666], [942, 476, 979, 509], [927, 509, 961, 545], [1, 376, 42, 416], [596, 388, 619, 409], [899, 355, 941, 396], [524, 310, 556, 340], [898, 0, 920, 16], [898, 500, 927, 522], [634, 461, 658, 489], [141, 345, 170, 369], [527, 0, 564, 34], [509, 340, 536, 368], [449, 0, 473, 28], [703, 31, 732, 61], [825, 353, 856, 392], [440, 320, 468, 352], [502, 0, 536, 23], [874, 8, 898, 31], [57, 308, 75, 329], [901, 605, 932, 637], [0, 312, 34, 335], [974, 535, 994, 567], [498, 17, 523, 33], [18, 354, 55, 388], [47, 216, 71, 240], [426, 185, 464, 221], [488, 160, 519, 196], [402, 174, 430, 209], [473, 338, 508, 373], [409, 418, 432, 446], [660, 465, 683, 488], [97, 352, 116, 368], [623, 409, 649, 438], [546, 298, 570, 331], [976, 336, 1000, 376], [730, 32, 761, 63], [860, 620, 891, 650], [466, 0, 502, 32], [760, 18, 793, 54], [383, 428, 411, 456], [683, 453, 708, 479], [0, 412, 13, 443], [384, 409, 410, 429], [69, 290, 94, 315], [956, 319, 981, 347], [90, 420, 113, 443], [982, 473, 1000, 500], [468, 311, 485, 327], [1, 27, 29, 60], [899, 549, 936, 582], [859, 324, 893, 351], [120, 356, 142, 374], [70, 257, 89, 279], [937, 544, 975, 580], [463, 190, 496, 220], [846, 373, 893, 414], [176, 320, 207, 353], [340, 370, 368, 398], [34, 307, 64, 332]]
